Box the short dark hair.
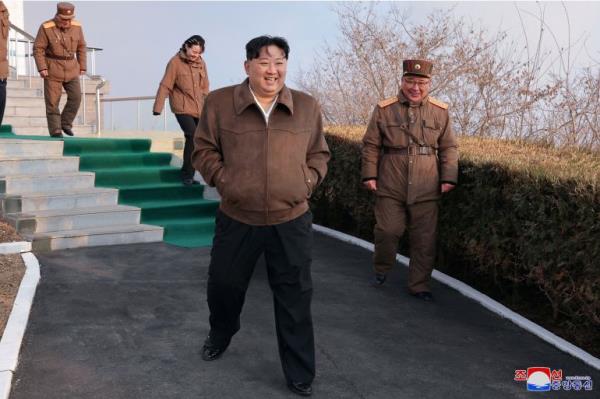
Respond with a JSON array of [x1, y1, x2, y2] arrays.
[[181, 35, 205, 53], [245, 36, 289, 61]]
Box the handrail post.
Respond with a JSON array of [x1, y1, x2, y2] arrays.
[[81, 74, 86, 125], [91, 49, 96, 75], [27, 40, 32, 88], [95, 85, 101, 136], [163, 99, 167, 131]]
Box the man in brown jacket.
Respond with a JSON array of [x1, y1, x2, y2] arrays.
[[33, 2, 86, 137], [361, 59, 458, 302], [0, 1, 9, 127], [193, 36, 330, 396]]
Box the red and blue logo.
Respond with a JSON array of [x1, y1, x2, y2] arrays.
[[515, 367, 592, 392], [526, 367, 551, 391]]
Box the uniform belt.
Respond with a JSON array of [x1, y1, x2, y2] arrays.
[[45, 54, 74, 61], [383, 146, 436, 156]]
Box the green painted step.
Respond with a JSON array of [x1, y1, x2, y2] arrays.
[[0, 125, 13, 133], [138, 200, 219, 221], [119, 184, 205, 202], [156, 217, 216, 248], [93, 166, 182, 186], [78, 152, 172, 169]]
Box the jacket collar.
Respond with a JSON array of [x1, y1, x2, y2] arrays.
[[178, 51, 203, 68], [397, 90, 428, 107], [234, 78, 294, 116]]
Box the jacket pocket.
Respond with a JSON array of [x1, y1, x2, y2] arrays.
[[301, 164, 314, 197], [422, 118, 441, 147]]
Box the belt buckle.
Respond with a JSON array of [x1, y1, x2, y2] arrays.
[[408, 146, 417, 156]]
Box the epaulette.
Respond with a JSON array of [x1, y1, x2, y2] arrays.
[[428, 96, 448, 110], [43, 20, 56, 29], [377, 96, 399, 108], [71, 20, 81, 26]]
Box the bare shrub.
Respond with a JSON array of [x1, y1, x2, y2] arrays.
[[297, 3, 599, 150]]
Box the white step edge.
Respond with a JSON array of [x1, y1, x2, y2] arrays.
[[0, 252, 40, 376]]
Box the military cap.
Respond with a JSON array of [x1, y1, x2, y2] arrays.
[[403, 59, 433, 78], [56, 2, 75, 20]]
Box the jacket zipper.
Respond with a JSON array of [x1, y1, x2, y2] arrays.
[[265, 124, 270, 224]]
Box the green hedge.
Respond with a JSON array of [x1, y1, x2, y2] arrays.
[[312, 127, 600, 356]]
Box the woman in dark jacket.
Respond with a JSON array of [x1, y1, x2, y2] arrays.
[[153, 35, 209, 186]]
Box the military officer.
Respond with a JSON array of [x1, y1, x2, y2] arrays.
[[361, 59, 458, 301], [33, 2, 86, 137]]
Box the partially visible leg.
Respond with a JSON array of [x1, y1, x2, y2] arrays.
[[205, 210, 265, 351], [175, 114, 198, 182], [267, 211, 315, 388], [44, 79, 63, 136], [61, 78, 81, 134], [0, 79, 6, 126], [406, 200, 439, 294], [372, 196, 408, 280]]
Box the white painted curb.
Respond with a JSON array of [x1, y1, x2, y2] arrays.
[[313, 224, 600, 371], [0, 242, 31, 255], [0, 252, 41, 399]]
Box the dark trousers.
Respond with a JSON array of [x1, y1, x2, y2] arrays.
[[44, 78, 81, 135], [175, 114, 198, 180], [0, 79, 6, 127], [207, 209, 315, 384]]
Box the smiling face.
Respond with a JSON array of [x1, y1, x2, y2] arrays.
[[244, 45, 287, 101], [401, 75, 431, 103], [185, 44, 203, 62]]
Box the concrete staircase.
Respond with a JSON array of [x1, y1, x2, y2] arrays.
[[4, 76, 106, 136], [0, 138, 163, 251]]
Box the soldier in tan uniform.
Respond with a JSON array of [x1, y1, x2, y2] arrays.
[[361, 59, 458, 301], [33, 2, 86, 137], [0, 1, 9, 126]]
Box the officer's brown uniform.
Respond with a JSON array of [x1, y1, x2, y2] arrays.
[[0, 1, 9, 80], [0, 1, 9, 126], [33, 2, 86, 136], [361, 62, 458, 294]]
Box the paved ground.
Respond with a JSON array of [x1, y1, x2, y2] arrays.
[[9, 232, 600, 398]]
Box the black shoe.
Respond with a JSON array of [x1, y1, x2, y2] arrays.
[[201, 335, 229, 361], [287, 381, 312, 396], [50, 131, 63, 138], [62, 128, 74, 136], [182, 178, 194, 186], [370, 272, 386, 287], [411, 291, 434, 302]]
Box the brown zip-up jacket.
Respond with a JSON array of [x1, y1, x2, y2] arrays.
[[33, 19, 87, 82], [361, 91, 458, 204], [153, 51, 209, 118], [193, 79, 331, 226], [0, 1, 9, 79]]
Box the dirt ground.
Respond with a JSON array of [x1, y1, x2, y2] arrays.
[[0, 220, 25, 337]]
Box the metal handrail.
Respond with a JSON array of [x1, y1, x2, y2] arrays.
[[101, 96, 168, 132], [8, 23, 33, 41]]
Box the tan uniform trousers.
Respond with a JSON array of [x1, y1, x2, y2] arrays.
[[44, 78, 81, 135], [373, 196, 438, 293]]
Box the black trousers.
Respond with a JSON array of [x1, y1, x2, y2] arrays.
[[0, 79, 6, 127], [207, 209, 315, 384], [175, 114, 198, 180]]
